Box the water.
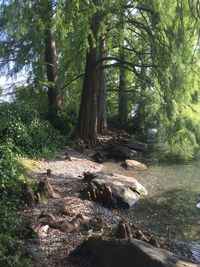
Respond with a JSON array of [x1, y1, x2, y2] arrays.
[[101, 156, 200, 262], [132, 163, 200, 241]]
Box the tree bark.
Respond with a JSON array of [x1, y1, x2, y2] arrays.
[[44, 0, 61, 113], [77, 15, 101, 142], [97, 37, 107, 134], [118, 50, 128, 127]]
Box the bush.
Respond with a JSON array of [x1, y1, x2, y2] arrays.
[[0, 143, 32, 266], [0, 100, 66, 266], [0, 102, 66, 157]]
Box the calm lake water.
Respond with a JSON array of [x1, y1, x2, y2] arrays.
[[102, 160, 200, 241], [131, 162, 200, 242], [102, 144, 200, 263]]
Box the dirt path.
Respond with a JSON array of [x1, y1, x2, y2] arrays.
[[20, 150, 121, 267]]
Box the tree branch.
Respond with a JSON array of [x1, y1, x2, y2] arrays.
[[61, 73, 84, 91]]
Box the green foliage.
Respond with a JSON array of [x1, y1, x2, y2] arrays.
[[162, 104, 200, 161], [0, 142, 22, 197], [0, 142, 33, 266], [0, 99, 66, 265], [0, 102, 65, 157], [0, 0, 200, 159]]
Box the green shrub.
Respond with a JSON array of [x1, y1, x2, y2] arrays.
[[0, 102, 66, 157], [0, 95, 67, 266], [0, 143, 32, 266]]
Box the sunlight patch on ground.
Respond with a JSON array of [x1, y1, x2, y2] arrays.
[[17, 157, 38, 172]]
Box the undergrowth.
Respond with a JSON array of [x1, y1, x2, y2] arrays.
[[0, 143, 33, 266], [0, 102, 67, 266]]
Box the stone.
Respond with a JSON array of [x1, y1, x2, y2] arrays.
[[85, 237, 199, 267], [123, 141, 148, 152], [81, 172, 147, 209], [91, 152, 104, 163], [137, 157, 158, 166], [106, 145, 138, 159], [125, 159, 148, 171], [38, 225, 49, 237], [96, 172, 147, 195]]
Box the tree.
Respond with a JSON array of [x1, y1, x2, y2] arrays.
[[44, 0, 61, 114], [97, 36, 107, 134], [77, 1, 107, 141], [0, 0, 62, 120], [118, 48, 128, 127]]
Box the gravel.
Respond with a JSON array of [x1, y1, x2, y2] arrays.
[[20, 150, 121, 267]]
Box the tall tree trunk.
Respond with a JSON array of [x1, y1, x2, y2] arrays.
[[44, 0, 61, 113], [118, 50, 128, 127], [77, 16, 101, 142], [97, 37, 107, 134]]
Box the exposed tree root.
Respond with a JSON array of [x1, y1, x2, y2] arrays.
[[27, 212, 92, 234]]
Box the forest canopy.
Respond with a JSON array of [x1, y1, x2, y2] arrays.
[[0, 0, 200, 160]]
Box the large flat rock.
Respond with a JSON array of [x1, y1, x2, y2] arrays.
[[85, 237, 199, 267], [92, 172, 147, 208], [81, 172, 147, 209], [93, 171, 147, 195]]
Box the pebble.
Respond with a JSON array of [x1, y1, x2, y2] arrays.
[[20, 150, 119, 267]]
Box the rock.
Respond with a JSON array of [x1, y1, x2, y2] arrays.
[[149, 237, 160, 248], [124, 159, 148, 171], [81, 172, 147, 209], [85, 237, 198, 267], [92, 178, 139, 208], [136, 157, 158, 166], [91, 152, 105, 163], [106, 145, 138, 159], [123, 141, 148, 152], [38, 225, 49, 237]]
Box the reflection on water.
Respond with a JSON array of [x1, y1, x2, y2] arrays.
[[102, 161, 200, 242]]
